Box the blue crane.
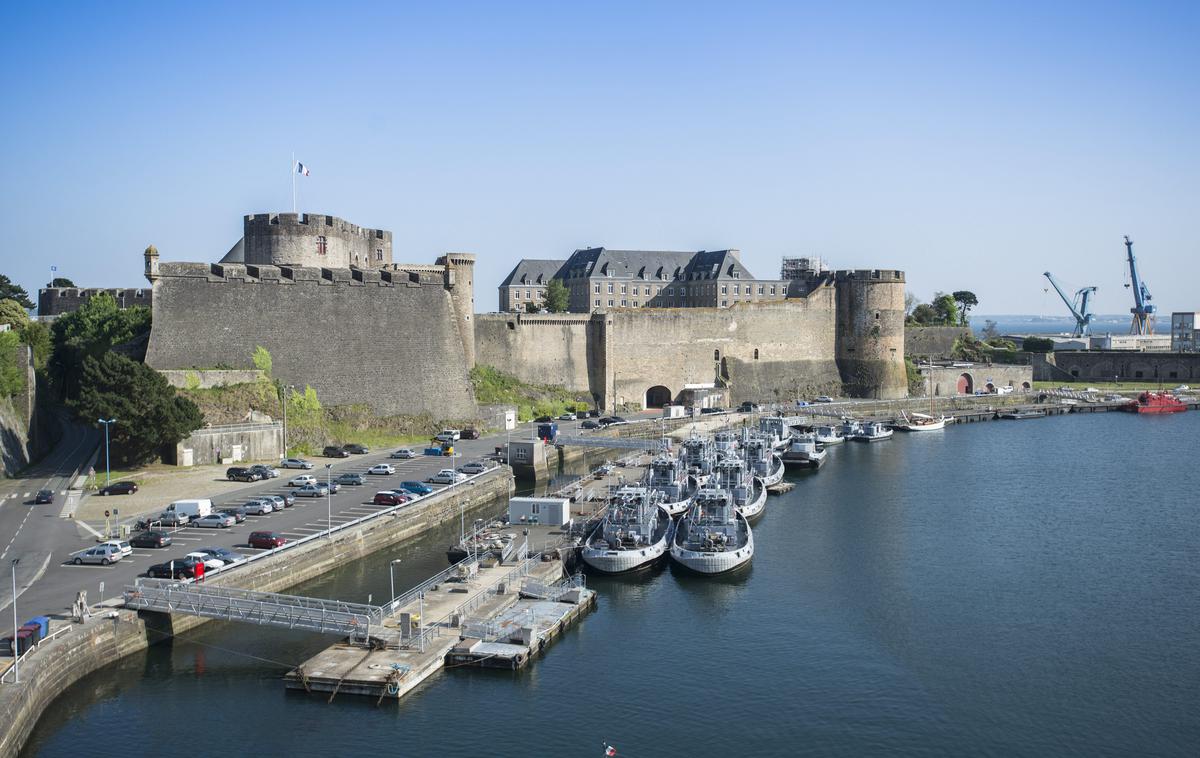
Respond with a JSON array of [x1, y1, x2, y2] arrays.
[[1123, 235, 1155, 335], [1043, 272, 1097, 337]]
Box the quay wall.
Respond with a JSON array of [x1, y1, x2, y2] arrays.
[[0, 468, 514, 757], [905, 326, 971, 359], [1033, 350, 1200, 383], [145, 262, 478, 419]]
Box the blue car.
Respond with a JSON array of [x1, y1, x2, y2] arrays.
[[400, 481, 433, 495]]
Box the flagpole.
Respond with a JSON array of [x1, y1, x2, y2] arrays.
[[291, 151, 296, 213]]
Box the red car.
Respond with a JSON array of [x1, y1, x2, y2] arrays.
[[373, 491, 409, 506], [248, 531, 287, 549]]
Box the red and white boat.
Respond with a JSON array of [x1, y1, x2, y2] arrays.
[[1122, 392, 1187, 414]]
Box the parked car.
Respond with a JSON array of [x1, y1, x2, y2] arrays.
[[322, 446, 351, 458], [186, 551, 226, 570], [534, 415, 553, 423], [35, 489, 54, 504], [157, 511, 191, 527], [400, 481, 433, 495], [581, 420, 601, 430], [248, 531, 287, 549], [428, 469, 466, 484], [71, 545, 123, 566], [130, 530, 172, 549], [373, 491, 409, 505], [336, 472, 366, 485], [269, 494, 293, 509], [98, 481, 138, 496], [226, 467, 260, 482], [390, 448, 416, 459], [249, 464, 279, 479], [146, 557, 197, 579], [288, 474, 318, 487], [99, 540, 133, 558], [280, 458, 314, 469], [738, 402, 760, 413], [192, 513, 236, 528], [460, 428, 481, 440], [243, 499, 274, 515], [368, 463, 395, 475], [342, 443, 370, 455], [587, 409, 601, 418], [558, 412, 577, 421], [326, 480, 340, 494], [458, 461, 489, 475], [700, 407, 725, 415], [435, 429, 462, 442], [296, 483, 330, 497], [198, 547, 246, 565], [814, 395, 835, 403], [219, 507, 248, 523]]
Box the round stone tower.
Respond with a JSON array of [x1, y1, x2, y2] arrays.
[[437, 253, 477, 368], [834, 269, 907, 399], [242, 212, 393, 269]]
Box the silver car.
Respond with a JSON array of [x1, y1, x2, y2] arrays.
[[296, 483, 330, 497], [71, 544, 123, 566], [243, 499, 274, 515], [266, 495, 288, 511], [281, 458, 314, 470]]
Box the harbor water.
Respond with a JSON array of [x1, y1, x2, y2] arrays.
[[23, 412, 1200, 757]]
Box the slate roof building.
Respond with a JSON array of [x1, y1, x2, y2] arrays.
[[498, 247, 791, 313]]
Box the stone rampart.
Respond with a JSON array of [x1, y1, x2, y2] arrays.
[[160, 369, 265, 389], [474, 313, 597, 394], [1033, 351, 1200, 383], [37, 287, 151, 317], [905, 326, 971, 359], [145, 263, 477, 419]]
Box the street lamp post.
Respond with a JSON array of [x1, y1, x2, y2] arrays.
[[324, 464, 332, 537], [10, 558, 18, 684], [98, 418, 117, 486], [280, 384, 296, 457], [388, 558, 402, 606]]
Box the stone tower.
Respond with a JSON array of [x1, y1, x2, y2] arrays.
[[834, 269, 907, 399], [242, 213, 393, 269], [437, 253, 477, 368], [144, 244, 160, 283]]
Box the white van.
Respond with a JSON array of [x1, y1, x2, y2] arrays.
[[435, 429, 462, 442], [164, 499, 213, 520]]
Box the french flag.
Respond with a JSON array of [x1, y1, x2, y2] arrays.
[[296, 162, 310, 176]]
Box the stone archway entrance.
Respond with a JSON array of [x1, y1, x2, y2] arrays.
[[957, 373, 973, 395], [645, 385, 672, 408]]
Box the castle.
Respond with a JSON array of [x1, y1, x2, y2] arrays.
[[143, 211, 908, 420]]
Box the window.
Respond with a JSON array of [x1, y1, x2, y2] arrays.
[[376, 248, 383, 261], [655, 286, 661, 294], [633, 286, 639, 296], [621, 299, 627, 306], [734, 285, 740, 295], [721, 300, 728, 307], [316, 236, 327, 255], [757, 285, 764, 295], [754, 349, 759, 360], [770, 285, 776, 295], [633, 300, 639, 307], [608, 283, 614, 294], [667, 287, 674, 296], [1135, 371, 1144, 378], [1169, 371, 1178, 378], [525, 290, 531, 299], [721, 285, 728, 294], [621, 285, 627, 294], [608, 299, 614, 307], [714, 350, 720, 360]]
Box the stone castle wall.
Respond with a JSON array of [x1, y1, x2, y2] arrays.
[[905, 325, 971, 359], [475, 313, 597, 395], [1033, 350, 1200, 383], [144, 262, 477, 419], [38, 287, 151, 317]]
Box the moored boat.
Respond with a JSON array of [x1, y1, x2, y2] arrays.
[[713, 430, 740, 459], [645, 454, 696, 518], [894, 411, 949, 432], [742, 434, 785, 486], [814, 424, 844, 445], [712, 457, 767, 523], [681, 436, 717, 485], [850, 420, 893, 442], [839, 417, 863, 438], [581, 486, 673, 574], [781, 432, 827, 468], [670, 488, 754, 575], [758, 416, 792, 452], [1122, 391, 1188, 414]]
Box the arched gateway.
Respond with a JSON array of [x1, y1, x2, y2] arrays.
[[645, 385, 672, 408]]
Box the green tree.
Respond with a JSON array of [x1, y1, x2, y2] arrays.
[[252, 345, 273, 376], [48, 293, 151, 401], [72, 353, 203, 465], [952, 290, 979, 325], [0, 298, 28, 328], [0, 275, 33, 309], [18, 320, 51, 369], [51, 277, 76, 288], [909, 303, 938, 324], [1022, 336, 1054, 353], [524, 301, 540, 313], [0, 332, 24, 397], [544, 279, 570, 313], [932, 293, 960, 326]]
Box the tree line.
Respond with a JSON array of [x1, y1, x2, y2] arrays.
[[905, 290, 978, 327]]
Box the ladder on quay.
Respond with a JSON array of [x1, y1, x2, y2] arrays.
[[123, 578, 384, 639]]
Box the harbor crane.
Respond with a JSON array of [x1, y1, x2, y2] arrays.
[[1123, 235, 1155, 335], [1043, 272, 1097, 337]]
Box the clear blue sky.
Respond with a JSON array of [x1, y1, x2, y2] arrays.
[[2, 1, 1196, 315]]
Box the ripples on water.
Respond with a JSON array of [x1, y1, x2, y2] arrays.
[[24, 413, 1200, 757]]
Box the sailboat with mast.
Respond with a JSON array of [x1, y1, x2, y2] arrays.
[[895, 366, 951, 432]]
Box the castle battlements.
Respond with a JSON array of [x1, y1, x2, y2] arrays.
[[244, 213, 390, 242], [156, 261, 446, 288], [241, 211, 394, 269], [833, 269, 905, 283]]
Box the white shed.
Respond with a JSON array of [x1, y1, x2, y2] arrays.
[[508, 497, 571, 527]]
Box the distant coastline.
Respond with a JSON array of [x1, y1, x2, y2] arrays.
[[971, 314, 1133, 336]]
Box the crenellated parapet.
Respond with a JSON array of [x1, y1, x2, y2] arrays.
[[242, 212, 393, 269], [154, 261, 445, 288]]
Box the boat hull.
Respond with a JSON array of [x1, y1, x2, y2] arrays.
[[782, 450, 826, 468], [669, 517, 754, 575], [757, 457, 785, 487], [581, 536, 670, 574], [735, 480, 768, 524]]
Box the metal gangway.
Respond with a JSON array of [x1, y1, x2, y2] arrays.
[[554, 435, 668, 450], [123, 578, 384, 639]]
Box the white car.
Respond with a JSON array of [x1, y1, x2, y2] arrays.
[[428, 469, 466, 484], [434, 429, 461, 442], [288, 474, 318, 487], [558, 412, 577, 420], [368, 463, 395, 475], [185, 551, 226, 570], [296, 483, 329, 497], [457, 461, 489, 475], [281, 458, 314, 470], [98, 540, 133, 558], [71, 544, 124, 565], [390, 448, 416, 459], [243, 499, 274, 515]]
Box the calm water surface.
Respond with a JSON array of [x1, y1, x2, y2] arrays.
[[24, 412, 1200, 757]]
